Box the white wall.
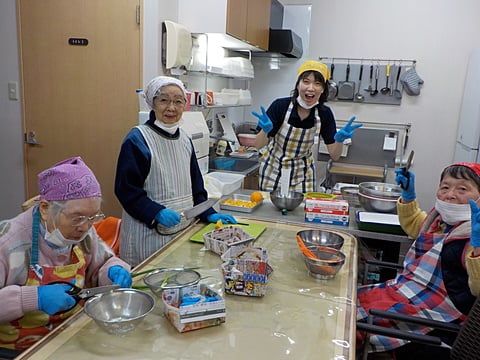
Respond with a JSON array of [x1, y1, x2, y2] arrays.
[[249, 0, 480, 208], [2, 0, 480, 217], [0, 1, 25, 219]]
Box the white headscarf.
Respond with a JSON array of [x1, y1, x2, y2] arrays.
[[143, 76, 187, 110]]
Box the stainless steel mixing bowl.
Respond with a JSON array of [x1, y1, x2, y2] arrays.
[[84, 288, 155, 335], [302, 245, 346, 279], [270, 190, 304, 211], [296, 229, 344, 250], [358, 182, 402, 213]]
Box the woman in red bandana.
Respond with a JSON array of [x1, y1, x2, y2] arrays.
[[357, 162, 480, 359]]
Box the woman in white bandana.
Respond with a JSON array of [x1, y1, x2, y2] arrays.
[[115, 76, 236, 267], [252, 60, 363, 192]]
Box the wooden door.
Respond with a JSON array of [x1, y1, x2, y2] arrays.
[[18, 0, 142, 217]]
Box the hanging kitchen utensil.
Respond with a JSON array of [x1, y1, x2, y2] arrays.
[[394, 65, 402, 99], [370, 65, 379, 96], [389, 64, 395, 96], [337, 63, 355, 100], [380, 63, 391, 94], [364, 64, 374, 92], [327, 61, 337, 100], [355, 64, 364, 102]]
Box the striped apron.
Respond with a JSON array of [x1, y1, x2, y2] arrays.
[[357, 213, 469, 352], [120, 125, 194, 266], [0, 210, 87, 351], [259, 102, 321, 192]]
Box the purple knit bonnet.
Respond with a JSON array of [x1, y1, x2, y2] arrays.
[[38, 157, 102, 201]]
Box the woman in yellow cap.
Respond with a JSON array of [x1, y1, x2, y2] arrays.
[[252, 60, 362, 192]]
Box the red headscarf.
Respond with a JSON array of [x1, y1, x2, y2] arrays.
[[451, 162, 480, 178]]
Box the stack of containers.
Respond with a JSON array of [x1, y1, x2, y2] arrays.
[[304, 196, 350, 226]]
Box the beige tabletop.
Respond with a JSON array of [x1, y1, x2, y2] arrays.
[[17, 218, 358, 360]]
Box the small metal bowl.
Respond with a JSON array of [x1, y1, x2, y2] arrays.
[[270, 190, 304, 211], [296, 229, 344, 250], [84, 289, 155, 335], [143, 268, 201, 298], [302, 246, 346, 279]]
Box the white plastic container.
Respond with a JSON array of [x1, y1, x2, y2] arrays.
[[204, 172, 245, 195]]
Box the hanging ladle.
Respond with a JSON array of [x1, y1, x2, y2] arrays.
[[355, 64, 364, 102], [380, 63, 391, 94], [370, 66, 379, 96]]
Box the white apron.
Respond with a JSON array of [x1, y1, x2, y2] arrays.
[[259, 102, 321, 192], [120, 125, 194, 266]]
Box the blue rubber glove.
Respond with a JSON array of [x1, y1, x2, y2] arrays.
[[207, 213, 237, 225], [334, 116, 363, 143], [38, 283, 76, 315], [469, 199, 480, 248], [251, 106, 273, 134], [155, 208, 180, 227], [395, 168, 416, 201], [108, 266, 132, 288]]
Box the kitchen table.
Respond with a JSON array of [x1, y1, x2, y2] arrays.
[[16, 219, 357, 360]]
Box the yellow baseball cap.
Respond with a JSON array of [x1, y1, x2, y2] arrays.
[[297, 60, 330, 81]]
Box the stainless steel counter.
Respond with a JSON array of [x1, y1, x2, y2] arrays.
[[216, 190, 412, 245]]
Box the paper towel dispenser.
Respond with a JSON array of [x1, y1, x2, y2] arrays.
[[162, 20, 192, 69]]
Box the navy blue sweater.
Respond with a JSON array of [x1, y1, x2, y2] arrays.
[[114, 112, 215, 228]]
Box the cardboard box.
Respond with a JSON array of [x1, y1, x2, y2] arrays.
[[203, 226, 255, 255], [305, 212, 349, 226], [221, 247, 273, 297], [162, 284, 226, 333], [305, 198, 349, 214]]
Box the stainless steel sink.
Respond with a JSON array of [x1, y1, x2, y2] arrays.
[[209, 157, 259, 175]]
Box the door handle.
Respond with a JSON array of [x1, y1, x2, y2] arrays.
[[25, 131, 41, 145]]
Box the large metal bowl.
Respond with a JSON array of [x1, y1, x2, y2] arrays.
[[270, 190, 304, 211], [358, 182, 402, 214], [84, 288, 155, 335], [296, 229, 344, 250], [302, 246, 346, 279]]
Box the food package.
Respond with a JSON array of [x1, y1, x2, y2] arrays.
[[305, 212, 349, 226], [304, 198, 349, 214], [162, 284, 226, 333], [220, 247, 273, 297], [203, 226, 255, 255]]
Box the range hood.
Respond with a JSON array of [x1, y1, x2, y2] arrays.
[[268, 29, 303, 58], [259, 0, 303, 58]]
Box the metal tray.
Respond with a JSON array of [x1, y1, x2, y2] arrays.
[[219, 194, 263, 213], [355, 211, 406, 235]]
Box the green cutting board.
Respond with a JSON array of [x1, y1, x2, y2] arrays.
[[189, 223, 267, 243]]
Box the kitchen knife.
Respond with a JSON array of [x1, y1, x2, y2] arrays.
[[181, 198, 217, 220], [400, 150, 414, 190]]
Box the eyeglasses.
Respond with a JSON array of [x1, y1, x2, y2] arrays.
[[63, 211, 106, 227], [154, 96, 186, 108]]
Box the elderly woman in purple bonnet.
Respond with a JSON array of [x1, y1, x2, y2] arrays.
[[0, 156, 131, 353]]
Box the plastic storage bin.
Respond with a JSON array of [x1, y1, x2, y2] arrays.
[[204, 172, 245, 195]]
